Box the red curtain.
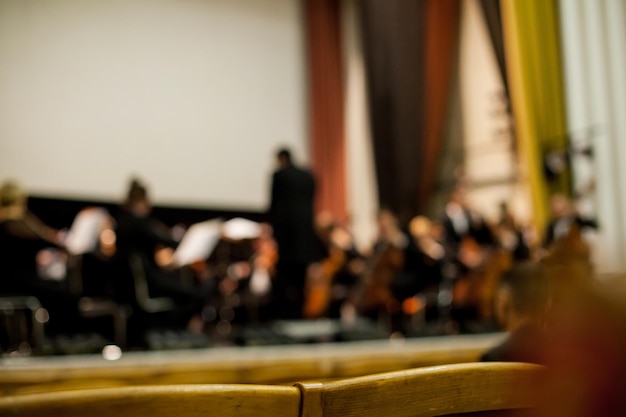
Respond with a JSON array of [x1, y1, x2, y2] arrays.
[[420, 0, 461, 205], [304, 0, 347, 221]]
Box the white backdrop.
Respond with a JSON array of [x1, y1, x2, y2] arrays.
[[559, 0, 626, 273], [0, 0, 307, 210]]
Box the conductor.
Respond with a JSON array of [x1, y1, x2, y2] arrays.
[[268, 148, 319, 319]]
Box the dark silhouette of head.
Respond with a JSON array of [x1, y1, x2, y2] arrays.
[[124, 178, 151, 215], [276, 148, 292, 169]]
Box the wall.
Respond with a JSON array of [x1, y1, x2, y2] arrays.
[[0, 0, 307, 211]]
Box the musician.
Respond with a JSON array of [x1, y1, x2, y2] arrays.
[[543, 193, 598, 249], [0, 180, 78, 336], [115, 179, 207, 328], [441, 190, 495, 253], [496, 202, 531, 262], [268, 148, 319, 319], [307, 213, 364, 319], [403, 216, 444, 297], [441, 191, 504, 329], [358, 209, 407, 329], [481, 262, 548, 364]]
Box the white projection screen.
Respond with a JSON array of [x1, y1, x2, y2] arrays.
[[0, 0, 307, 210]]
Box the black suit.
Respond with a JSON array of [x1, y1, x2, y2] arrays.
[[441, 209, 495, 261], [268, 164, 319, 319], [543, 215, 598, 248]]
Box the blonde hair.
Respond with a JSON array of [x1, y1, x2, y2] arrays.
[[0, 180, 25, 208]]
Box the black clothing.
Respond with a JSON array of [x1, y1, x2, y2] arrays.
[[0, 215, 78, 335], [0, 216, 54, 293], [544, 215, 598, 248], [481, 322, 546, 364], [442, 209, 495, 252], [269, 165, 318, 264], [115, 210, 206, 325], [116, 211, 178, 262], [268, 164, 319, 319], [403, 235, 442, 292]]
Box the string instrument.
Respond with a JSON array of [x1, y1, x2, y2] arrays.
[[357, 238, 405, 317], [543, 218, 593, 290], [303, 242, 347, 319], [543, 184, 597, 285], [452, 233, 511, 321]]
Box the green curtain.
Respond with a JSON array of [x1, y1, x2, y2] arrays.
[[501, 0, 569, 234]]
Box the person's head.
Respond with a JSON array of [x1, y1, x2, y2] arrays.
[[409, 216, 431, 239], [448, 189, 466, 207], [0, 180, 27, 217], [377, 208, 398, 229], [276, 148, 292, 169], [315, 211, 337, 241], [124, 178, 151, 215], [495, 262, 549, 331], [550, 193, 570, 218]]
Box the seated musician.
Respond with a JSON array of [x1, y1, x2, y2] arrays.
[[442, 190, 495, 255], [481, 262, 548, 364], [441, 191, 501, 329], [306, 213, 365, 320], [361, 209, 430, 332], [360, 209, 407, 319], [0, 180, 79, 336], [401, 216, 445, 319], [115, 178, 209, 329], [543, 193, 597, 249], [496, 202, 531, 262]]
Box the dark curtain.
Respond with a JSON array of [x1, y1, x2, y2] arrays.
[[480, 0, 518, 163], [360, 0, 460, 223], [479, 0, 509, 97], [304, 0, 347, 221], [360, 0, 426, 224]]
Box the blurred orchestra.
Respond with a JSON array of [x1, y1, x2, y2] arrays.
[[0, 172, 599, 355]]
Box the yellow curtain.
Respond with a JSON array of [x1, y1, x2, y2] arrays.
[[500, 0, 568, 235]]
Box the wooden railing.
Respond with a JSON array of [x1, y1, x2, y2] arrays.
[[0, 334, 503, 396], [0, 362, 544, 417]]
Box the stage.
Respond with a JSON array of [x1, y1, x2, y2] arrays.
[[0, 332, 504, 395]]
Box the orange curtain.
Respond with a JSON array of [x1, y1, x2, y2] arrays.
[[420, 0, 461, 205], [304, 0, 346, 221]]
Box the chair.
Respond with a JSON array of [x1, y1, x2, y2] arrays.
[[0, 296, 46, 352], [67, 254, 131, 348], [296, 362, 544, 417], [0, 384, 301, 417], [128, 253, 175, 313]]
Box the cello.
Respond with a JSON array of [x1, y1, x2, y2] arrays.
[[357, 210, 406, 317]]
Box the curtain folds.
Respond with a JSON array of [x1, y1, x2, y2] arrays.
[[359, 0, 460, 222], [500, 0, 569, 234], [342, 0, 379, 251], [420, 0, 461, 207], [558, 0, 626, 273], [304, 0, 347, 221], [479, 0, 509, 96], [360, 0, 426, 223]]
